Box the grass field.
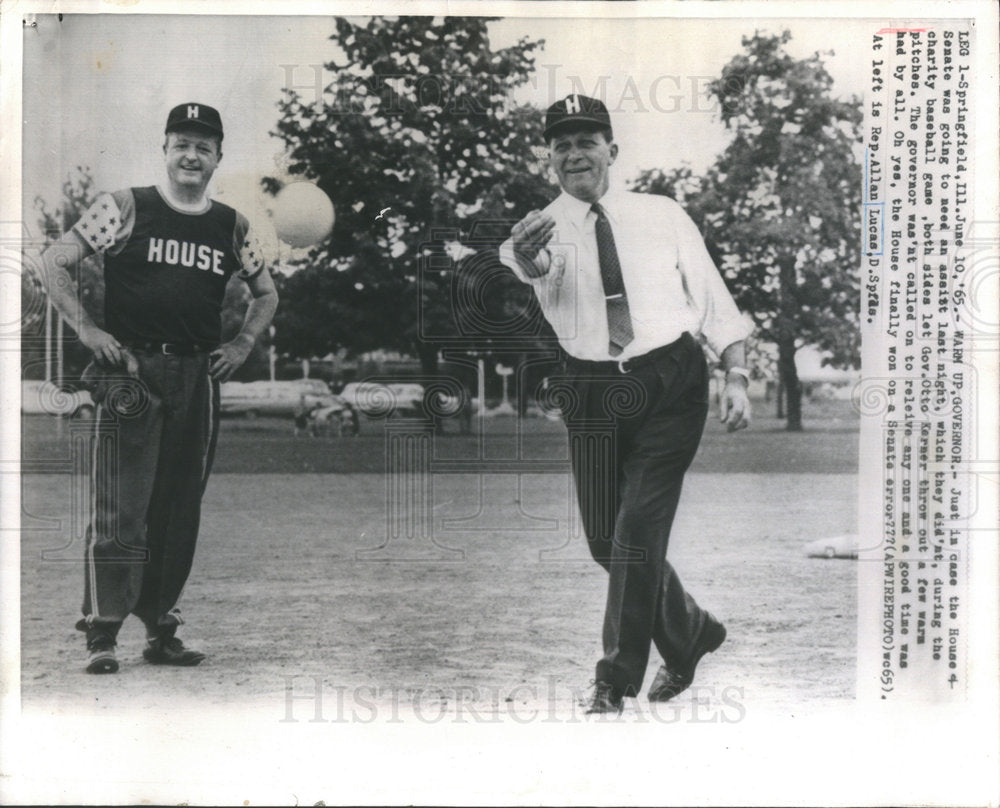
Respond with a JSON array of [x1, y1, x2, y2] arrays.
[[19, 397, 859, 721], [22, 396, 859, 474]]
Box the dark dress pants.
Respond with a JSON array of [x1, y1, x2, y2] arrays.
[[563, 332, 711, 696]]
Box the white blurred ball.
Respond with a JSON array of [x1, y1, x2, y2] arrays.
[[534, 247, 551, 274], [271, 182, 335, 248]]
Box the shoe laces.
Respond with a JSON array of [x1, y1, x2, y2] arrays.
[[147, 635, 184, 652], [588, 680, 620, 703], [661, 667, 688, 686], [580, 679, 603, 699], [89, 637, 116, 652]]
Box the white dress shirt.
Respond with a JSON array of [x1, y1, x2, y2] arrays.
[[499, 189, 752, 361]]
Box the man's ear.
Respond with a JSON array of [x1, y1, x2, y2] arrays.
[[608, 142, 619, 164]]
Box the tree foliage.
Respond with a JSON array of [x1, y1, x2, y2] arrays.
[[24, 167, 103, 380], [632, 31, 862, 429], [268, 16, 555, 371]]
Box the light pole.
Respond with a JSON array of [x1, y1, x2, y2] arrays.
[[477, 357, 485, 419], [44, 299, 52, 383], [493, 362, 515, 416], [268, 325, 276, 382]]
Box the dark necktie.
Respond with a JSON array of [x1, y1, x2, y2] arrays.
[[592, 203, 634, 357]]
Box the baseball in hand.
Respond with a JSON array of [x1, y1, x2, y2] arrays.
[[534, 247, 551, 274], [512, 209, 556, 277]]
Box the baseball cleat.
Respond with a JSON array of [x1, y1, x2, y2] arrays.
[[648, 615, 727, 702], [142, 636, 206, 666], [85, 638, 119, 674], [584, 681, 625, 715]]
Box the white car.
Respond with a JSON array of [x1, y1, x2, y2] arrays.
[[385, 383, 426, 415], [21, 380, 95, 418], [339, 381, 464, 418], [338, 381, 396, 417], [220, 379, 336, 418]]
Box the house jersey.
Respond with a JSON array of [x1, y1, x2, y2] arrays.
[[74, 186, 266, 346]]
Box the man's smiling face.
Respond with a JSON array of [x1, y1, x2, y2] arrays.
[[163, 128, 222, 195], [548, 127, 618, 204]]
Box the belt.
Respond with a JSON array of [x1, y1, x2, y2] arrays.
[[565, 333, 689, 374], [126, 341, 214, 356]]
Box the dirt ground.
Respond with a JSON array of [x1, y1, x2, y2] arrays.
[[20, 463, 857, 722], [18, 399, 858, 725]]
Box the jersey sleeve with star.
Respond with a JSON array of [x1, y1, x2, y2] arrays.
[[233, 213, 267, 281], [73, 190, 136, 255]]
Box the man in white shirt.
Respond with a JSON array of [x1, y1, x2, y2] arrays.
[[498, 94, 753, 714]]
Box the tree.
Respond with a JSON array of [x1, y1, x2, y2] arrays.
[[268, 16, 555, 376], [25, 167, 104, 380], [632, 31, 862, 430]]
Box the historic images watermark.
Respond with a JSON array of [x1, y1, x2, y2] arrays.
[[280, 674, 747, 724], [280, 63, 724, 117]]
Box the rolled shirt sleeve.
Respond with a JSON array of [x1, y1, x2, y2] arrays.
[[673, 204, 753, 357]]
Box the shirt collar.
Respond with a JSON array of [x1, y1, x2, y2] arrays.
[[556, 188, 623, 230], [157, 184, 211, 214]]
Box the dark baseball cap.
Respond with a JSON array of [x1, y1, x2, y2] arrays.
[[543, 94, 612, 140], [165, 103, 224, 139]]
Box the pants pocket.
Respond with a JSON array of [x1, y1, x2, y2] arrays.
[[654, 338, 708, 411]]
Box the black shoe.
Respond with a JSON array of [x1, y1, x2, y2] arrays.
[[585, 681, 624, 715], [85, 635, 119, 674], [648, 615, 727, 702], [142, 636, 206, 667]]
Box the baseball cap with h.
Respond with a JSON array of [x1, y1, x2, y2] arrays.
[[543, 94, 612, 141], [165, 103, 224, 140]]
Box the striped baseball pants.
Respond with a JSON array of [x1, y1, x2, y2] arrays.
[[82, 351, 219, 634]]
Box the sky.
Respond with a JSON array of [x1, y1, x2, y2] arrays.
[[21, 12, 873, 240]]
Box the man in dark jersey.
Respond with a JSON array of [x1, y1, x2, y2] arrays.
[[40, 103, 278, 673]]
